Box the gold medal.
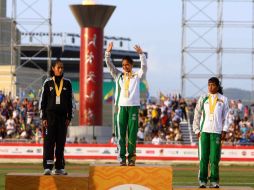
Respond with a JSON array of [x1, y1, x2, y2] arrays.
[[123, 72, 131, 97], [56, 96, 60, 104], [123, 72, 137, 97], [52, 77, 63, 104], [209, 94, 217, 122], [209, 113, 214, 122]]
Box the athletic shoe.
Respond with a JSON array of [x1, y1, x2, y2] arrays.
[[199, 182, 206, 188], [43, 169, 52, 175], [128, 161, 135, 166], [210, 182, 219, 188], [54, 169, 68, 175], [120, 161, 127, 166]]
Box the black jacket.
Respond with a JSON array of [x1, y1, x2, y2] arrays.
[[39, 76, 74, 120]]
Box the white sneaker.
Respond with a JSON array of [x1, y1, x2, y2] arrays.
[[54, 169, 68, 175], [199, 182, 206, 188], [43, 169, 52, 175], [210, 182, 219, 188]]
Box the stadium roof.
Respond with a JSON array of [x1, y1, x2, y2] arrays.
[[20, 44, 148, 73]]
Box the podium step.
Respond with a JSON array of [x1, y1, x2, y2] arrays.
[[174, 187, 253, 190], [89, 164, 173, 190], [5, 173, 89, 190]]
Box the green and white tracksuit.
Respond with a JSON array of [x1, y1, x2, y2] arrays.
[[193, 93, 229, 184], [105, 51, 147, 163]]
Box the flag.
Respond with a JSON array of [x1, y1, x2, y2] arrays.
[[28, 91, 35, 99], [142, 79, 150, 101], [104, 88, 114, 103], [160, 92, 166, 102], [142, 79, 149, 91]]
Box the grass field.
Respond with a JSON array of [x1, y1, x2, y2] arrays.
[[0, 163, 253, 189]]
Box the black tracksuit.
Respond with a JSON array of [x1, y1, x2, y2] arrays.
[[39, 75, 73, 170]]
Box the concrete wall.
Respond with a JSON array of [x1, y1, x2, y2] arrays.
[[16, 67, 45, 96], [0, 65, 45, 97], [0, 0, 6, 17], [0, 19, 12, 65], [67, 126, 113, 144], [0, 65, 16, 95]]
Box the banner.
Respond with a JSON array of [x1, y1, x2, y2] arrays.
[[0, 144, 253, 161]]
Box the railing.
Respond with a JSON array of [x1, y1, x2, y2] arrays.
[[0, 138, 253, 146], [186, 119, 194, 144]]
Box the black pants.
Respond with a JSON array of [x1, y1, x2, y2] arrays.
[[43, 112, 67, 170]]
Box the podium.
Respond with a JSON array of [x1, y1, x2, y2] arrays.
[[5, 165, 173, 190], [5, 173, 89, 190], [89, 165, 173, 190], [174, 187, 253, 190], [6, 165, 253, 190]]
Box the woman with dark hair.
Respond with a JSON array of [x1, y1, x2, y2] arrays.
[[193, 77, 229, 188], [105, 42, 147, 166], [39, 58, 74, 175]]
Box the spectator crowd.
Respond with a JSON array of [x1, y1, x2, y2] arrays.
[[137, 95, 187, 145], [0, 90, 254, 145], [223, 100, 254, 145], [0, 91, 42, 143], [137, 94, 254, 145]]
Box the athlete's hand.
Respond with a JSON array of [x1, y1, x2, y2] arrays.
[[42, 120, 48, 128], [197, 132, 200, 138], [66, 119, 70, 127], [106, 42, 113, 52], [134, 45, 143, 54]]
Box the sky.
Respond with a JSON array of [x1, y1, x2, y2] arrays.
[[6, 0, 254, 97], [63, 0, 182, 97], [7, 0, 182, 97]]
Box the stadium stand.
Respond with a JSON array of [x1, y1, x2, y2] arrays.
[[1, 90, 254, 145]]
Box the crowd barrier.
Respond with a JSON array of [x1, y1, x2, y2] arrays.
[[0, 144, 253, 161]]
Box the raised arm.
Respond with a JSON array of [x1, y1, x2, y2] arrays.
[[104, 42, 120, 80], [134, 45, 147, 79], [134, 45, 143, 55]]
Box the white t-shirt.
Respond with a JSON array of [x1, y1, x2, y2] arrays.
[[152, 136, 162, 145]]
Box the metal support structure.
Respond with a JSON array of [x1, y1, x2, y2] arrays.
[[181, 0, 254, 99], [48, 0, 52, 75], [10, 1, 17, 96], [216, 0, 223, 81], [252, 0, 254, 101], [20, 32, 131, 49], [11, 0, 52, 95]]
